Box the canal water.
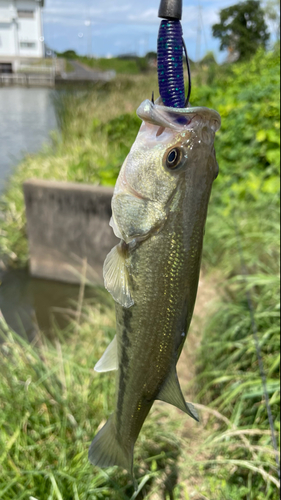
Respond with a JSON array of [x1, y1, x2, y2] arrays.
[[0, 268, 101, 341], [0, 86, 96, 340], [0, 87, 57, 192]]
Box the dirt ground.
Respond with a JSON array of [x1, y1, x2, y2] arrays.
[[150, 273, 220, 500], [177, 274, 220, 498]]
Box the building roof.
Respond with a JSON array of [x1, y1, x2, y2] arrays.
[[0, 0, 45, 5]]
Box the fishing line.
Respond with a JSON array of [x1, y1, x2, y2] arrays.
[[232, 210, 280, 479], [182, 38, 192, 106]]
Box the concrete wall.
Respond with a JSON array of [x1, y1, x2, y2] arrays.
[[24, 180, 119, 285]]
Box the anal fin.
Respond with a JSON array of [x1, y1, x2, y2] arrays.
[[94, 335, 118, 373], [157, 369, 199, 422]]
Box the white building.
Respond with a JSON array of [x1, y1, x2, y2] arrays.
[[0, 0, 44, 64]]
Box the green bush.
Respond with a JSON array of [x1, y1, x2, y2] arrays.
[[193, 47, 280, 499]]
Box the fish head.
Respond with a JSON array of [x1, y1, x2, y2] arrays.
[[114, 99, 221, 206], [111, 99, 221, 244], [106, 101, 221, 305]]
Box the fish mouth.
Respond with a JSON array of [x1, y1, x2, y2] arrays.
[[137, 99, 221, 133]]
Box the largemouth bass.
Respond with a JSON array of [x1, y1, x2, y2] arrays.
[[89, 99, 221, 476]]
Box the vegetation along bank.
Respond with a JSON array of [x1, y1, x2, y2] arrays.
[[0, 47, 279, 499]]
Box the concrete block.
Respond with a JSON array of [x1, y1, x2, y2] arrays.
[[23, 179, 118, 284]]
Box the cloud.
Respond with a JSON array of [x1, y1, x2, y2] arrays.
[[42, 0, 236, 60]]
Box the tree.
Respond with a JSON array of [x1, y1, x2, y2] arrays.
[[212, 0, 270, 61], [145, 51, 157, 60], [58, 50, 78, 59], [200, 51, 217, 65]]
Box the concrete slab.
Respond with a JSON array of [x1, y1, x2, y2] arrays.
[[23, 180, 118, 284]]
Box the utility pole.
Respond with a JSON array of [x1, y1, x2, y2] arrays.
[[196, 3, 208, 62], [86, 0, 92, 58], [144, 32, 150, 57], [84, 20, 91, 57], [196, 4, 201, 62]]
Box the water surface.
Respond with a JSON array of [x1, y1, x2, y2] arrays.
[[0, 86, 109, 342], [0, 86, 78, 340], [0, 87, 57, 191], [0, 268, 102, 341]]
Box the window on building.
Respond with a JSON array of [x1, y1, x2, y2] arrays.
[[0, 63, 13, 74], [20, 42, 36, 49], [17, 10, 34, 18]]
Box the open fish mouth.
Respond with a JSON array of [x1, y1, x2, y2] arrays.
[[137, 99, 221, 133]]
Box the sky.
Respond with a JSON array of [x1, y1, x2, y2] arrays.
[[41, 0, 274, 62]]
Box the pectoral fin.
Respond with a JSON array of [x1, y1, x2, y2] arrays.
[[94, 336, 118, 373], [157, 369, 199, 422], [103, 244, 134, 308]]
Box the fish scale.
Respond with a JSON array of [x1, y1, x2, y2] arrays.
[[112, 187, 201, 442], [115, 231, 185, 435], [89, 101, 221, 481]]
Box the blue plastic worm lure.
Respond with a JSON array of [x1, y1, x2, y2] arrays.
[[157, 0, 191, 108]]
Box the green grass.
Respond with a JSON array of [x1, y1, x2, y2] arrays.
[[1, 293, 277, 500], [193, 47, 280, 499], [0, 47, 280, 498], [65, 59, 75, 73], [194, 195, 280, 499], [57, 53, 151, 75], [0, 293, 187, 499], [78, 56, 150, 75], [0, 295, 240, 500]]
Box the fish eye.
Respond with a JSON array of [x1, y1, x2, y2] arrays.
[[166, 148, 182, 170]]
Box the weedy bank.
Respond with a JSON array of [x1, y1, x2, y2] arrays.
[[0, 48, 279, 499], [194, 48, 280, 499], [0, 293, 188, 499], [57, 53, 154, 75]]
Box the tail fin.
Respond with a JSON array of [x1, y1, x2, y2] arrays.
[[88, 415, 134, 475]]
